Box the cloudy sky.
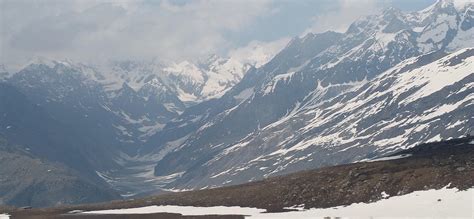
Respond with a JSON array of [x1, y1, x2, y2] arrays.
[[0, 0, 436, 70]]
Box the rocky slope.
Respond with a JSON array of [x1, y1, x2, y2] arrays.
[[0, 82, 116, 173], [0, 83, 123, 206], [0, 137, 120, 207]]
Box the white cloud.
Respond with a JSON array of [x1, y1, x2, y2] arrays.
[[1, 0, 426, 71], [0, 0, 273, 70], [227, 38, 290, 68], [303, 0, 387, 35]]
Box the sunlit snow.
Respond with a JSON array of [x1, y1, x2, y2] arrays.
[[362, 154, 412, 162]]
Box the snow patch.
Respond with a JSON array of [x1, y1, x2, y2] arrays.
[[251, 187, 474, 218], [79, 187, 474, 218], [82, 205, 263, 216], [427, 134, 442, 143], [234, 87, 254, 101], [366, 154, 412, 162], [420, 100, 468, 121], [264, 72, 296, 95]]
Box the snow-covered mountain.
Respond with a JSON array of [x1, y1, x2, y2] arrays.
[[84, 55, 253, 104], [1, 51, 262, 141], [1, 0, 473, 204], [183, 48, 474, 188], [0, 65, 10, 81], [149, 0, 474, 189], [163, 56, 252, 103]]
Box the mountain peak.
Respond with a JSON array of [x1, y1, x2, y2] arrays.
[[435, 0, 455, 8], [419, 0, 458, 15], [22, 57, 78, 72], [382, 6, 402, 16], [0, 64, 7, 73], [432, 0, 474, 10]]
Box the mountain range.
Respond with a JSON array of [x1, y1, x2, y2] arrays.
[[150, 0, 474, 189], [0, 0, 473, 207]]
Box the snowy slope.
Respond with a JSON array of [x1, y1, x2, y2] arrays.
[[151, 0, 474, 190], [199, 48, 474, 187]]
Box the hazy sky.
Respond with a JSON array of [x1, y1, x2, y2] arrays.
[[0, 0, 436, 70]]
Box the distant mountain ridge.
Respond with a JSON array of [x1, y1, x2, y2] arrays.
[[3, 52, 261, 142], [14, 53, 256, 102]]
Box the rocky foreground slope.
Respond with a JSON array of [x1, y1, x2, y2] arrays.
[[3, 136, 473, 218]]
